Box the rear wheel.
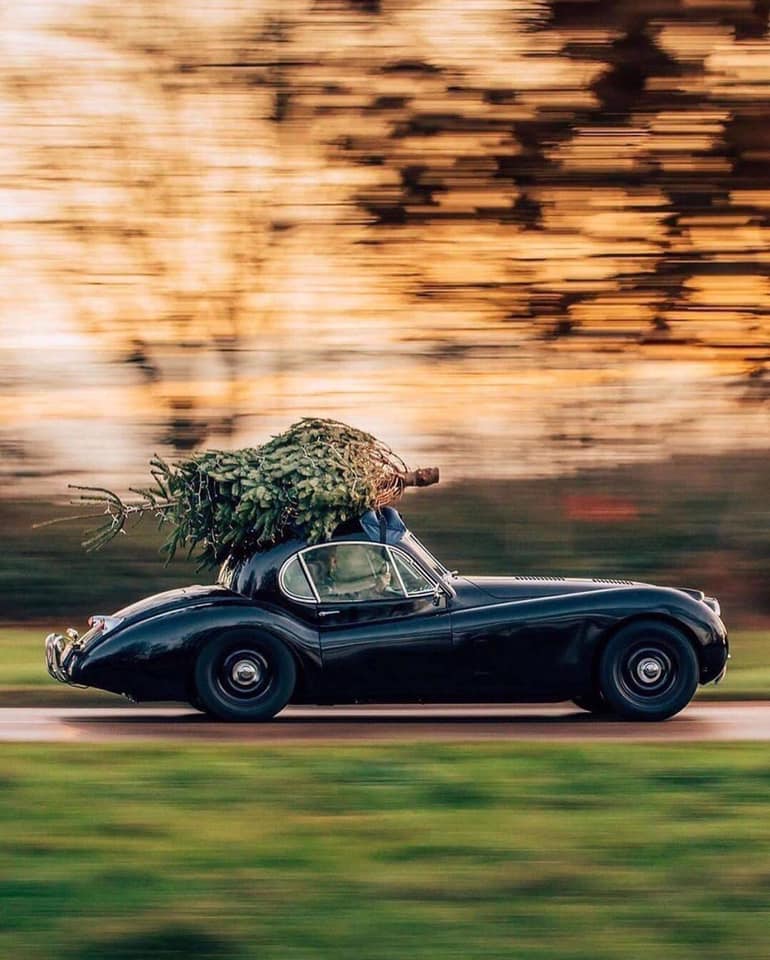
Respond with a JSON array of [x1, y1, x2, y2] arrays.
[[194, 631, 296, 722], [599, 620, 698, 721]]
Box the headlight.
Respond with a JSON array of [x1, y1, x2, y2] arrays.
[[703, 596, 721, 617]]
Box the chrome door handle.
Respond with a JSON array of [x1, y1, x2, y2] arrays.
[[318, 609, 340, 617]]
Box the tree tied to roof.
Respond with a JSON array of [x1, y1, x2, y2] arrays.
[[43, 419, 439, 568]]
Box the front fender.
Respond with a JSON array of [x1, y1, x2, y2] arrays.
[[450, 584, 728, 696], [601, 589, 728, 683], [72, 599, 321, 702]]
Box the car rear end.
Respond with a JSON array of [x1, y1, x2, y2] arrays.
[[45, 615, 123, 687]]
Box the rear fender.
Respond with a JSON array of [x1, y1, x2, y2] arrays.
[[73, 601, 321, 702]]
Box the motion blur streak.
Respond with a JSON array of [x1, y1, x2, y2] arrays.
[[2, 744, 770, 959], [0, 1, 768, 490]]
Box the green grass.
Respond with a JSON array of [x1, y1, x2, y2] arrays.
[[0, 627, 765, 705], [1, 742, 769, 959]]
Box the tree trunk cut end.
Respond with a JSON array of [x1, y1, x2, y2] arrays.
[[402, 467, 439, 488]]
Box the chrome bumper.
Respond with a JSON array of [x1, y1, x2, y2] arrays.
[[45, 632, 84, 686]]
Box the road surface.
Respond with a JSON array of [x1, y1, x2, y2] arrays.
[[0, 702, 769, 743]]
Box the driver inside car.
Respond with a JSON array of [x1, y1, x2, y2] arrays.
[[308, 544, 403, 601]]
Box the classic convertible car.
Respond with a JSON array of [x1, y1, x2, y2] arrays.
[[45, 507, 728, 721]]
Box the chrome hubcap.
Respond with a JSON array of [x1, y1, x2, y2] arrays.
[[637, 657, 664, 684], [231, 659, 261, 687], [216, 648, 271, 700], [618, 642, 677, 702]]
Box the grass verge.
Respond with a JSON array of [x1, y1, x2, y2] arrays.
[[0, 627, 764, 705], [0, 742, 769, 959]]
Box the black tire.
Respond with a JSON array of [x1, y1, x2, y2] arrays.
[[572, 691, 613, 715], [194, 631, 296, 722], [599, 620, 699, 721]]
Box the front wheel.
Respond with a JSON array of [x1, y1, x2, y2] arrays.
[[194, 631, 296, 722], [599, 620, 698, 721]]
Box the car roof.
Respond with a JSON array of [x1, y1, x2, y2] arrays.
[[218, 507, 411, 599]]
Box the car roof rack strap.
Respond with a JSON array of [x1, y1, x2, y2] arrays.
[[360, 507, 408, 545]]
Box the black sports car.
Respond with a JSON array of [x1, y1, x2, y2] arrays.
[[45, 507, 728, 721]]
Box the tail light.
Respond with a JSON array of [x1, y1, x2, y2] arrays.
[[87, 615, 124, 636]]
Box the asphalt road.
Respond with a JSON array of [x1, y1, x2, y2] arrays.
[[1, 702, 769, 743]]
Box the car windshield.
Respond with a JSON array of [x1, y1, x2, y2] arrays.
[[402, 533, 451, 579]]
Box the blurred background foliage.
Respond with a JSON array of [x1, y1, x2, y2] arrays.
[[0, 0, 767, 625]]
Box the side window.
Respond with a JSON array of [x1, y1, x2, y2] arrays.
[[281, 555, 315, 601], [391, 550, 435, 595], [303, 543, 406, 603]]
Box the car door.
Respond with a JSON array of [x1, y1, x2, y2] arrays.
[[289, 541, 454, 701]]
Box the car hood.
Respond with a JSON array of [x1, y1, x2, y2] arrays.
[[113, 584, 239, 626], [461, 575, 643, 601]]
